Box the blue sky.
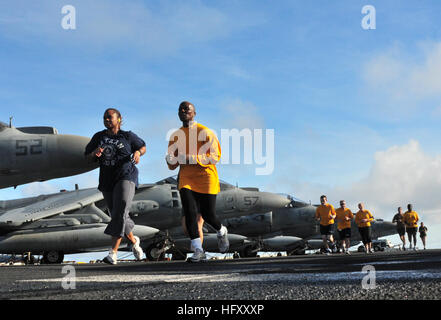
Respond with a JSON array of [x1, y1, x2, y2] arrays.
[[2, 0, 441, 255]]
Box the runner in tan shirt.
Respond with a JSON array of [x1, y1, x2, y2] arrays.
[[315, 195, 336, 254], [166, 101, 228, 262], [335, 200, 354, 254]]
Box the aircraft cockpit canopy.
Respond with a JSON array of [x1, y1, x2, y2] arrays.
[[219, 179, 235, 191], [278, 193, 309, 208], [156, 175, 178, 185]]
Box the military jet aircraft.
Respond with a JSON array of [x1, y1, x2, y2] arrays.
[[0, 177, 291, 263], [130, 176, 291, 230], [0, 187, 160, 263], [0, 120, 290, 263], [222, 197, 397, 257], [0, 120, 98, 189], [107, 176, 291, 260]]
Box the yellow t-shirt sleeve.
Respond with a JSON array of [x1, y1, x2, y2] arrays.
[[196, 129, 221, 167]]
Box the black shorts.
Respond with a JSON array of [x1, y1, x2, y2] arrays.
[[320, 224, 334, 236], [397, 228, 406, 237], [407, 227, 417, 236], [358, 226, 372, 245], [338, 228, 351, 239]]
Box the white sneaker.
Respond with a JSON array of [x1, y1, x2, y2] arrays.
[[103, 250, 117, 265], [217, 226, 229, 253], [187, 248, 207, 263], [132, 236, 144, 260]]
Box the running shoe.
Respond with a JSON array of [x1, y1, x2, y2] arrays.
[[132, 236, 144, 260], [217, 226, 229, 253], [103, 250, 117, 265], [187, 248, 207, 263]]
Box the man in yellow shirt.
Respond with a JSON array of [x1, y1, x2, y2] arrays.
[[315, 195, 336, 254], [355, 203, 374, 253], [335, 200, 354, 254], [403, 203, 419, 250], [166, 101, 229, 262]]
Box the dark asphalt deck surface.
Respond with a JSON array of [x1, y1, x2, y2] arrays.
[[1, 249, 440, 302]]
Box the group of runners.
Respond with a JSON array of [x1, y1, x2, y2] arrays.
[[84, 101, 429, 264], [392, 206, 428, 250], [85, 101, 228, 264], [315, 195, 428, 254]]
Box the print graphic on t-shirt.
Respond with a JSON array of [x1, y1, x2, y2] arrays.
[[100, 137, 124, 167]]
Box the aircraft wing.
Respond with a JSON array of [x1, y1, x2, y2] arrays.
[[0, 188, 103, 227]]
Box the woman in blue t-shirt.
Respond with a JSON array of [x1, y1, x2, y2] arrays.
[[85, 108, 146, 265]]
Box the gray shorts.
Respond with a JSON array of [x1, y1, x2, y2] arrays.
[[102, 180, 136, 238]]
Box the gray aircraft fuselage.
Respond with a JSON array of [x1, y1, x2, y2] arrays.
[[223, 202, 397, 244], [0, 122, 98, 189], [0, 165, 290, 262], [116, 181, 291, 231]]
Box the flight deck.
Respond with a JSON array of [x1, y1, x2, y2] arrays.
[[1, 249, 440, 300]]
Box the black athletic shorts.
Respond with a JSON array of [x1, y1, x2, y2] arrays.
[[338, 228, 351, 239], [320, 224, 334, 236], [407, 227, 417, 236], [358, 226, 372, 245], [397, 227, 406, 237]]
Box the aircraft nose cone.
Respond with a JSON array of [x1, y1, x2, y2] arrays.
[[54, 135, 98, 171], [228, 234, 248, 245], [132, 225, 160, 240], [259, 192, 292, 210]]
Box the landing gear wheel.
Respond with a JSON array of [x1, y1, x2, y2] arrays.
[[43, 251, 64, 264], [145, 244, 165, 261]]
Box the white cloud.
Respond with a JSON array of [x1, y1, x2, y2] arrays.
[[294, 140, 441, 228], [267, 139, 441, 247], [362, 41, 441, 115], [336, 140, 441, 222], [272, 139, 441, 224]]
